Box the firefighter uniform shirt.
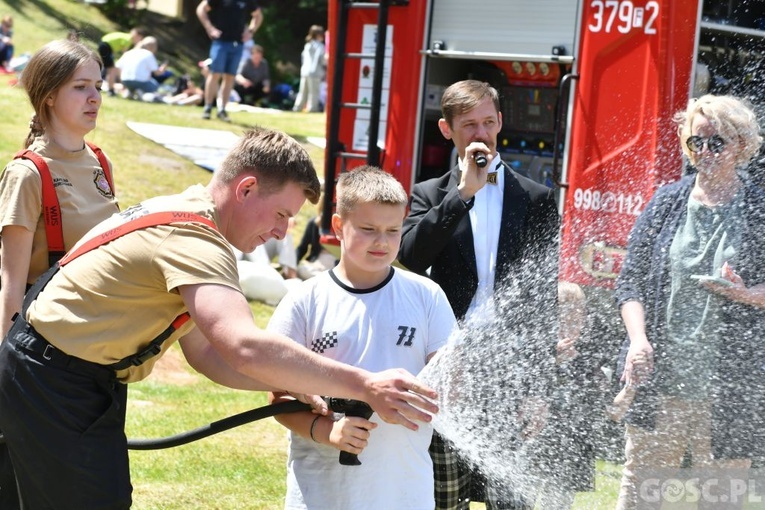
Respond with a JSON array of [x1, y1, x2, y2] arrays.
[[26, 185, 240, 382], [0, 137, 119, 283]]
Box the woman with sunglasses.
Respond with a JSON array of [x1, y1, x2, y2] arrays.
[[612, 94, 765, 510]]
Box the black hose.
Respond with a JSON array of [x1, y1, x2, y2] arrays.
[[127, 400, 312, 450]]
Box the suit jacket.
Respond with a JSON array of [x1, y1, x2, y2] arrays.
[[399, 162, 560, 322]]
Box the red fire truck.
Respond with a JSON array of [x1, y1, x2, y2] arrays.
[[321, 0, 765, 330]]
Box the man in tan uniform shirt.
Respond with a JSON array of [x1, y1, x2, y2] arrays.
[[0, 127, 438, 509]]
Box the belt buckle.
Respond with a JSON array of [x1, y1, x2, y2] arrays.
[[43, 344, 54, 361]]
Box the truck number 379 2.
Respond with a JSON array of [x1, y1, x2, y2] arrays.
[[588, 0, 659, 35]]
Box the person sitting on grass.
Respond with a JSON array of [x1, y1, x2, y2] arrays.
[[234, 44, 270, 106], [164, 61, 209, 106], [98, 26, 147, 96], [0, 15, 14, 72], [115, 36, 169, 100]]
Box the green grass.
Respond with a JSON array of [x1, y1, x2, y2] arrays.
[[0, 0, 629, 507], [1, 0, 118, 54], [126, 371, 290, 509]]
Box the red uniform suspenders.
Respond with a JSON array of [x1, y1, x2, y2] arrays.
[[13, 142, 116, 266], [24, 211, 218, 370]]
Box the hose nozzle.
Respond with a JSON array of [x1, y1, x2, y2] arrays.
[[326, 398, 373, 466]]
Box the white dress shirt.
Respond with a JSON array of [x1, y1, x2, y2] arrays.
[[463, 154, 504, 326]]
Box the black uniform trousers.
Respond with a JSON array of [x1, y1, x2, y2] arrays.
[[0, 317, 131, 510]]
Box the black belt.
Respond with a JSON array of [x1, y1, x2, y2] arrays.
[[9, 320, 115, 380]]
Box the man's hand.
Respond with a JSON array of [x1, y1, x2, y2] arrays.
[[286, 392, 328, 415], [362, 369, 438, 431], [250, 7, 263, 35], [196, 1, 221, 40], [457, 141, 493, 201], [236, 76, 253, 87], [703, 262, 765, 309], [206, 26, 222, 39]]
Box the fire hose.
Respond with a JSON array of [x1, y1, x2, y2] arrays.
[[129, 398, 374, 465], [0, 398, 374, 465], [126, 399, 312, 450]]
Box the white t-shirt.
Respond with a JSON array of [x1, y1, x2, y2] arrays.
[[267, 267, 457, 510], [116, 48, 158, 81]]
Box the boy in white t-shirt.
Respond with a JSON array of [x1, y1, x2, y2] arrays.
[[268, 166, 457, 510]]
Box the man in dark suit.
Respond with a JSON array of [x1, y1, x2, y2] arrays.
[[399, 79, 560, 510]]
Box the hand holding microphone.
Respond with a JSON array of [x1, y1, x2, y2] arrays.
[[473, 151, 488, 168], [459, 143, 492, 200]]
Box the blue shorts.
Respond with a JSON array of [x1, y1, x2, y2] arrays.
[[209, 40, 244, 76]]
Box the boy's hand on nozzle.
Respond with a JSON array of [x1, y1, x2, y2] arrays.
[[364, 369, 438, 431], [329, 416, 378, 456]]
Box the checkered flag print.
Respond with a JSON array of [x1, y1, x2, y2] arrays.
[[312, 331, 338, 353]]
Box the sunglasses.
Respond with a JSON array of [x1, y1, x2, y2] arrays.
[[686, 135, 726, 154]]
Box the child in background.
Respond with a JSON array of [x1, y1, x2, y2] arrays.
[[295, 213, 337, 280], [268, 166, 457, 510], [165, 59, 210, 106], [292, 24, 325, 113], [296, 192, 338, 280]]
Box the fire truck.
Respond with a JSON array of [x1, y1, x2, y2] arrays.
[[321, 0, 765, 335]]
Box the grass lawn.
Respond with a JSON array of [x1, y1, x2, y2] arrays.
[[0, 0, 632, 507]]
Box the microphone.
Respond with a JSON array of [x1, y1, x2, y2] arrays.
[[473, 152, 488, 168]]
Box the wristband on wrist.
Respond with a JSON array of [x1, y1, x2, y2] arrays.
[[309, 415, 321, 443]]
